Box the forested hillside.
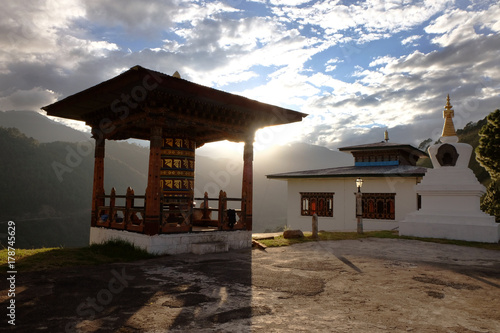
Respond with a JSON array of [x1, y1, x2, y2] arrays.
[[0, 128, 92, 219], [0, 119, 353, 248], [0, 111, 352, 247], [0, 127, 150, 248], [0, 110, 90, 143], [456, 118, 490, 184], [3, 110, 490, 249], [0, 128, 91, 247]]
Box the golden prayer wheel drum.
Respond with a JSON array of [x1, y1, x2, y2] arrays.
[[160, 137, 195, 201]]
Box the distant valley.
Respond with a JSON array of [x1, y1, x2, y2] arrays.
[[0, 110, 488, 248], [0, 110, 353, 248]]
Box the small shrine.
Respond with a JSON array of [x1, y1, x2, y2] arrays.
[[400, 95, 499, 243], [267, 132, 427, 231], [42, 65, 306, 254]]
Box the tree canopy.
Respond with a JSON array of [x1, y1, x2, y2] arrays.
[[476, 109, 500, 222], [476, 109, 500, 181]]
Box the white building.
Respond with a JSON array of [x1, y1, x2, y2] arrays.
[[267, 136, 427, 232], [400, 95, 499, 242]]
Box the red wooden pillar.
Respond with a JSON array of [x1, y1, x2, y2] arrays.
[[91, 137, 105, 227], [241, 137, 254, 231], [144, 126, 163, 235]]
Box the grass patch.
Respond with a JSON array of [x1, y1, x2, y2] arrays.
[[0, 239, 158, 272], [257, 230, 394, 247], [257, 230, 500, 251], [3, 232, 498, 272]]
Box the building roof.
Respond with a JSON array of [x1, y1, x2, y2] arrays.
[[42, 65, 307, 145], [338, 141, 427, 157], [267, 165, 427, 179]]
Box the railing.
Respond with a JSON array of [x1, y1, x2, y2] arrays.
[[95, 188, 245, 234], [95, 187, 146, 233], [192, 191, 245, 231], [160, 196, 192, 233]]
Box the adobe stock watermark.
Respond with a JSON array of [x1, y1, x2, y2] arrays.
[[224, 0, 243, 7], [52, 70, 163, 182], [454, 76, 492, 128], [383, 175, 407, 193], [339, 40, 368, 63], [51, 142, 94, 182], [50, 73, 293, 190], [193, 107, 294, 198], [194, 159, 243, 198], [253, 107, 297, 152], [65, 267, 135, 333]]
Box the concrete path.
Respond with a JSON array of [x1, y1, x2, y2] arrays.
[[6, 238, 500, 332]]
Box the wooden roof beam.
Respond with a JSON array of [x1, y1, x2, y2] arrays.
[[146, 106, 251, 137]]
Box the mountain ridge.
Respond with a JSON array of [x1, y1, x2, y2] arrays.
[[4, 109, 489, 247], [0, 110, 91, 142], [0, 111, 352, 247]]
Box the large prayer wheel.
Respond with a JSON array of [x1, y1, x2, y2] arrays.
[[160, 137, 195, 200]]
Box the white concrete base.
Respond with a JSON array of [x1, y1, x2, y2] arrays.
[[399, 159, 499, 243], [89, 227, 252, 255], [363, 220, 399, 231], [191, 242, 228, 255], [400, 211, 499, 243], [416, 168, 486, 214]]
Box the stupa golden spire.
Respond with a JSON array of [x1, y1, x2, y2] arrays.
[[442, 94, 456, 137]]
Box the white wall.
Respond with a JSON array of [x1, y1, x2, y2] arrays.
[[90, 227, 252, 255], [286, 176, 420, 232]]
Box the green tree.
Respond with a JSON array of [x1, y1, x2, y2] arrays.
[[418, 138, 433, 151], [481, 182, 500, 222], [477, 109, 500, 180], [476, 109, 500, 221]]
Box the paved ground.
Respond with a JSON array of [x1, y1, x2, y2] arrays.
[[3, 238, 500, 332]]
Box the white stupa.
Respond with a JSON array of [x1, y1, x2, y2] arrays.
[[400, 95, 499, 243]]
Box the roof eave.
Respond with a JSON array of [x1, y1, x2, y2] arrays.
[[42, 65, 308, 125], [339, 145, 427, 157]]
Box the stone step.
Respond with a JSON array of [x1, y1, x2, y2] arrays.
[[191, 241, 228, 255]]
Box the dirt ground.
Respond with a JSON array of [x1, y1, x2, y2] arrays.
[[3, 238, 500, 332]]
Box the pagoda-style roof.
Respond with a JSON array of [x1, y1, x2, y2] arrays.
[[267, 165, 427, 179], [267, 138, 428, 180], [338, 140, 427, 167], [338, 141, 427, 157], [42, 65, 307, 145]]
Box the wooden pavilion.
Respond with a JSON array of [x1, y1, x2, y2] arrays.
[[43, 66, 306, 253]]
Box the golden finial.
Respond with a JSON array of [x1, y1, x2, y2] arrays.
[[173, 71, 181, 78], [384, 130, 389, 142], [441, 94, 456, 137]]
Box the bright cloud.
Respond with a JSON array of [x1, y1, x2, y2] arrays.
[[0, 87, 59, 111], [401, 35, 422, 46], [425, 5, 500, 47], [0, 0, 499, 152], [369, 56, 397, 67], [273, 0, 452, 38]]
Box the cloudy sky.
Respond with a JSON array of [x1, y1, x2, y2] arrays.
[[1, 0, 499, 152]]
